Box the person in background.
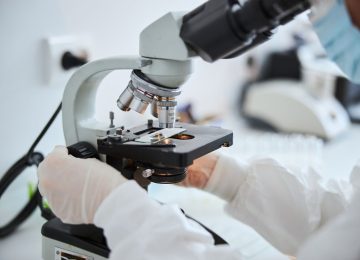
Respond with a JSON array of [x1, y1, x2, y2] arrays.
[[38, 0, 360, 259]]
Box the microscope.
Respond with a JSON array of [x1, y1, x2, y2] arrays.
[[41, 0, 311, 259]]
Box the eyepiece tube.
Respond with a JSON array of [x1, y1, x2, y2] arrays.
[[180, 0, 310, 62]]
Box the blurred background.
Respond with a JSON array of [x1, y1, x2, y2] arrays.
[[1, 1, 359, 259]]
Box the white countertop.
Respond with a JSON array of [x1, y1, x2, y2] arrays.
[[1, 121, 359, 260]]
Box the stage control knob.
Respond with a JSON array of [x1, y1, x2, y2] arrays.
[[67, 142, 99, 159]]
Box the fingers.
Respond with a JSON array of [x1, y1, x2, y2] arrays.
[[38, 146, 69, 172], [37, 146, 69, 192], [179, 154, 219, 189]]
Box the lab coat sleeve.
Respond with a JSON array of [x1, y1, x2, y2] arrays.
[[205, 155, 354, 256], [296, 190, 360, 260], [296, 162, 360, 259], [94, 181, 241, 260]]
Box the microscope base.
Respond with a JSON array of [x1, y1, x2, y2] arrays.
[[42, 218, 109, 260], [42, 237, 107, 260], [41, 211, 228, 260]]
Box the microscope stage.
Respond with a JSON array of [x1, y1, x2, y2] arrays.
[[97, 122, 233, 168]]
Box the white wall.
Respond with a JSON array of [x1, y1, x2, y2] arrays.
[[0, 0, 310, 176], [0, 1, 68, 174]]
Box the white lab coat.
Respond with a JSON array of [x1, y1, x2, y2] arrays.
[[94, 155, 360, 259]]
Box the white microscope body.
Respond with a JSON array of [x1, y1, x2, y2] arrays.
[[44, 13, 196, 260]]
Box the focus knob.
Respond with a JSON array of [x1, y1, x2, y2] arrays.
[[67, 142, 99, 159]]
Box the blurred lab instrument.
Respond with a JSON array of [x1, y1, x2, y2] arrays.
[[241, 45, 350, 140], [335, 78, 360, 123]]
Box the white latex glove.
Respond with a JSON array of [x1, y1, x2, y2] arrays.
[[37, 146, 127, 224], [180, 154, 219, 189]]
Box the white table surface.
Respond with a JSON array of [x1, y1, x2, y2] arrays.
[[1, 121, 359, 260]]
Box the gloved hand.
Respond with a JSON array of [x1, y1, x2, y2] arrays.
[[181, 154, 219, 189], [181, 153, 248, 202], [37, 146, 127, 224]]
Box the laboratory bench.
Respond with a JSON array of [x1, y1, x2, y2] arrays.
[[1, 119, 359, 260]]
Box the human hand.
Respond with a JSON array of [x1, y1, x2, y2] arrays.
[[37, 146, 127, 224], [180, 154, 219, 189]]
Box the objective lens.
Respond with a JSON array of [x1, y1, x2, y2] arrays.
[[117, 82, 153, 114], [118, 70, 181, 128], [151, 98, 177, 128], [117, 83, 134, 112]]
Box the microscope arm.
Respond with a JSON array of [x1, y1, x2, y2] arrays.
[[62, 56, 151, 147]]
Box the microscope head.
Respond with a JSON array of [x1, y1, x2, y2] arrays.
[[117, 12, 195, 128]]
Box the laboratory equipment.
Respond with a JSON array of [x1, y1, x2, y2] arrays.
[[242, 80, 350, 139], [242, 45, 350, 139], [335, 79, 360, 123], [40, 0, 313, 259], [0, 0, 315, 258]]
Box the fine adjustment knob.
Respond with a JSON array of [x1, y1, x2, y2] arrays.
[[67, 142, 99, 159]]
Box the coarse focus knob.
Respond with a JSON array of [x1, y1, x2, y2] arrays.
[[67, 142, 99, 159]]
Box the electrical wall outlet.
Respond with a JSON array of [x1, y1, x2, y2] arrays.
[[43, 35, 93, 86]]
